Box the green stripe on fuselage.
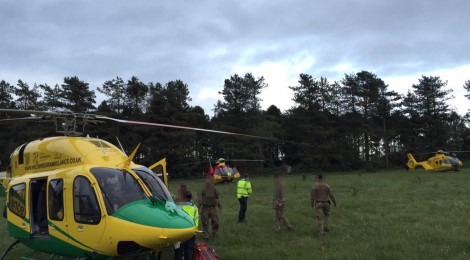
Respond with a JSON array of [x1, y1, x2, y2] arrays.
[[7, 221, 109, 259], [47, 221, 97, 252]]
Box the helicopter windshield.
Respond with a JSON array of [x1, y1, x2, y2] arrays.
[[448, 157, 460, 165], [90, 168, 147, 215], [133, 167, 172, 201]]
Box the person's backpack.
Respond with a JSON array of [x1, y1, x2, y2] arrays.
[[193, 242, 218, 260]]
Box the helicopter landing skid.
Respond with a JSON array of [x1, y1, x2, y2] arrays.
[[19, 251, 95, 260], [20, 250, 58, 260], [0, 239, 20, 260]]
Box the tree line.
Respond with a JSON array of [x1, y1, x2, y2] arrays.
[[1, 71, 470, 177]]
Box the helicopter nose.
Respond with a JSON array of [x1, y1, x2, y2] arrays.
[[108, 200, 197, 254], [113, 199, 195, 230]]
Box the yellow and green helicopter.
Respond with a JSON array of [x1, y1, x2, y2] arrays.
[[0, 109, 272, 259], [406, 150, 464, 172]]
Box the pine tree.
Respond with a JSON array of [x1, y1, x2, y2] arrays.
[[0, 80, 15, 109], [14, 80, 42, 110], [212, 73, 268, 171], [61, 76, 96, 112], [39, 84, 64, 110], [124, 76, 148, 117], [401, 75, 453, 150], [98, 77, 126, 115]]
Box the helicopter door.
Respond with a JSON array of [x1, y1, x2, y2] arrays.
[[149, 158, 168, 187], [30, 178, 49, 237], [68, 175, 105, 248], [47, 179, 68, 242]]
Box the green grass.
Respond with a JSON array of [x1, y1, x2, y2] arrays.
[[3, 168, 470, 259]]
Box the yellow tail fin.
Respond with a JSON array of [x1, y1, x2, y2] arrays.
[[406, 153, 433, 171], [406, 153, 418, 171]]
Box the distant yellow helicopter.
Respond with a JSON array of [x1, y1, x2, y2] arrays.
[[406, 150, 464, 172], [0, 109, 274, 259], [186, 158, 262, 184], [210, 158, 241, 184]]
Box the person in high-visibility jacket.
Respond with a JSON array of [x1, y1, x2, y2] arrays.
[[237, 174, 252, 223], [175, 190, 199, 260]]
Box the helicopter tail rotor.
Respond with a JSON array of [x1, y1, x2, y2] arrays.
[[406, 153, 418, 171]]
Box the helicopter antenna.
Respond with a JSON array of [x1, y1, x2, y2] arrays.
[[124, 143, 141, 168], [96, 136, 108, 158], [116, 137, 127, 156]]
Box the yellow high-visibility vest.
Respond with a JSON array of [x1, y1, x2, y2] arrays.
[[181, 202, 199, 227], [237, 179, 252, 199]]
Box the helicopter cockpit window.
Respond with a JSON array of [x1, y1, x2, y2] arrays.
[[90, 168, 147, 215], [9, 183, 26, 218], [449, 157, 459, 164], [134, 167, 172, 201], [73, 176, 101, 224], [48, 179, 64, 221], [152, 165, 164, 176]]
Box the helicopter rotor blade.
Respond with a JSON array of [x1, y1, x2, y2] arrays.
[[0, 116, 49, 124], [0, 109, 279, 141], [0, 108, 70, 117], [95, 115, 277, 140], [176, 159, 265, 166], [224, 159, 265, 162], [408, 152, 429, 156]]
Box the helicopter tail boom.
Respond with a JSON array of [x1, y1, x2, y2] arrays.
[[406, 153, 433, 171]]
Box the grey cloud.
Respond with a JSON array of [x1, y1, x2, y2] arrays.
[[1, 0, 470, 114]]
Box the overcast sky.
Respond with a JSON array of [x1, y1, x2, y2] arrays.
[[1, 0, 469, 116]]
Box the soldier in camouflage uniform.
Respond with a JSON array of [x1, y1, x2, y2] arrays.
[[311, 174, 337, 234], [273, 175, 293, 232], [199, 175, 222, 240]]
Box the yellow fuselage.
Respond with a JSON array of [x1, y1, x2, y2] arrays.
[[2, 136, 196, 258]]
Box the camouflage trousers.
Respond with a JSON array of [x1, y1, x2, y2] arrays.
[[315, 201, 331, 233], [201, 206, 219, 239], [273, 198, 292, 232]]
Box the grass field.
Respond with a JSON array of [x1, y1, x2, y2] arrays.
[[2, 168, 470, 259]]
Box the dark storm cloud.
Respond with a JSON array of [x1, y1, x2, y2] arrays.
[[1, 0, 469, 112]]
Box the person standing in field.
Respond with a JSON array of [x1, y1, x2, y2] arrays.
[[199, 175, 222, 240], [174, 188, 199, 260], [311, 174, 337, 234], [237, 174, 252, 223], [273, 175, 293, 232]]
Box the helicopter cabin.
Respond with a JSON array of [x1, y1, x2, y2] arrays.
[[2, 136, 196, 258]]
